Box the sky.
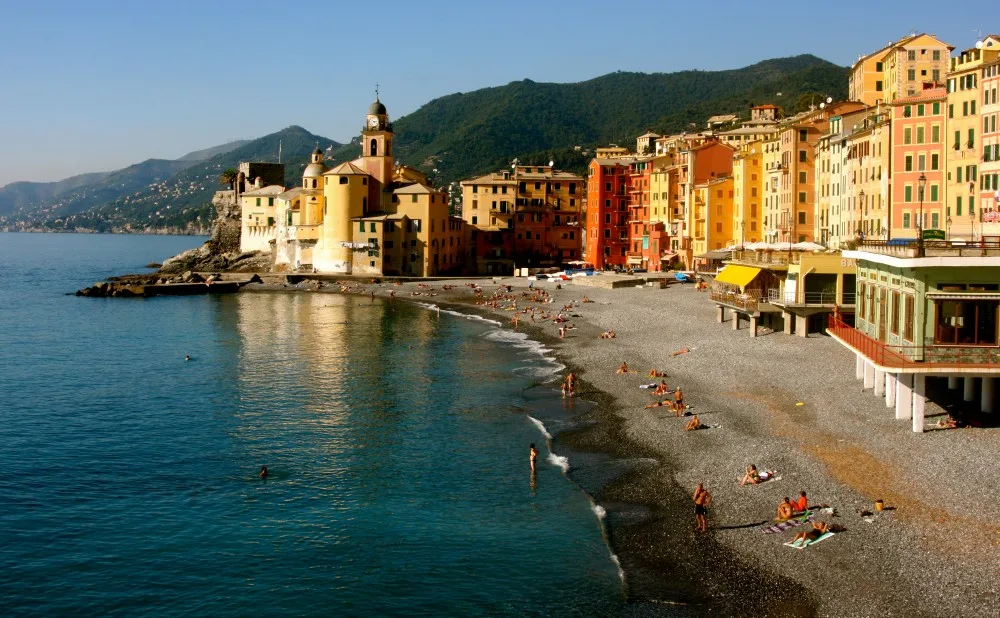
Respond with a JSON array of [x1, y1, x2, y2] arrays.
[[0, 0, 995, 187]]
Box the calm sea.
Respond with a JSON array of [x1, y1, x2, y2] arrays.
[[0, 233, 623, 616]]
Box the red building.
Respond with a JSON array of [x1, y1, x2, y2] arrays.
[[586, 158, 631, 269]]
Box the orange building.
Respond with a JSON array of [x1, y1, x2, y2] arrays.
[[890, 86, 947, 238], [586, 158, 631, 269]]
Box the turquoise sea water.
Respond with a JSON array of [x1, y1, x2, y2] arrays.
[[0, 233, 623, 616]]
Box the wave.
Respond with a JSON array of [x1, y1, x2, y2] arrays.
[[527, 415, 552, 440], [412, 302, 503, 327], [591, 504, 606, 520], [547, 452, 569, 473], [513, 364, 565, 380], [609, 552, 625, 582]]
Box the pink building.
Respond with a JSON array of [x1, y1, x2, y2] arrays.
[[890, 85, 946, 237]]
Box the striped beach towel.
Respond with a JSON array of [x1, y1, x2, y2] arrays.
[[760, 512, 814, 534]]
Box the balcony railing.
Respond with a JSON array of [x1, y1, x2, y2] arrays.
[[854, 239, 1000, 258], [710, 288, 765, 312], [730, 250, 800, 266], [827, 315, 1000, 369], [767, 290, 857, 306]]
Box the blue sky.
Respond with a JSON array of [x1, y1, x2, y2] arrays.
[[0, 0, 993, 186]]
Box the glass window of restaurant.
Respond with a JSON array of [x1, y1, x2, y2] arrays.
[[934, 300, 999, 345]]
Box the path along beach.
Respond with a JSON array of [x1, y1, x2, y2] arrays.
[[249, 276, 1000, 616]]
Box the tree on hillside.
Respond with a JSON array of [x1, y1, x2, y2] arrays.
[[219, 168, 239, 189]]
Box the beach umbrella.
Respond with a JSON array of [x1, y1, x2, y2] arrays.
[[792, 241, 825, 251]]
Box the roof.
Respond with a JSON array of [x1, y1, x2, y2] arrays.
[[368, 99, 386, 115], [323, 161, 368, 176], [707, 114, 738, 123], [637, 131, 661, 138], [697, 249, 733, 260], [277, 187, 305, 201], [890, 87, 948, 105], [394, 183, 442, 195], [241, 185, 286, 197], [303, 162, 329, 178]]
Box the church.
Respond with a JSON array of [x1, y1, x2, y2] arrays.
[[242, 97, 468, 276]]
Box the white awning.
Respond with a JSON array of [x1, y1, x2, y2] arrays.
[[627, 256, 643, 265], [927, 293, 1000, 301]]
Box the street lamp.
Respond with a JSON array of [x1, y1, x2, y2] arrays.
[[859, 190, 866, 240], [918, 173, 927, 256]]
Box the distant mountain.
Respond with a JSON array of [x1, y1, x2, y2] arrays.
[[7, 54, 848, 232], [176, 140, 251, 162], [0, 170, 113, 216], [61, 126, 341, 232]]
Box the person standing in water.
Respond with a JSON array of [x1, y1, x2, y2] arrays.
[[259, 466, 268, 479], [529, 443, 539, 473]]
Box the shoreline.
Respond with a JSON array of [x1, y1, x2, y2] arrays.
[[240, 275, 1000, 617]]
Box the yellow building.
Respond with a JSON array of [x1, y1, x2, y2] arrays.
[[239, 184, 284, 252], [268, 97, 466, 275], [691, 176, 734, 257], [849, 34, 952, 106], [945, 37, 1000, 239], [732, 142, 763, 245]]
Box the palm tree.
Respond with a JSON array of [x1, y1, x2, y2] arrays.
[[219, 168, 239, 190]]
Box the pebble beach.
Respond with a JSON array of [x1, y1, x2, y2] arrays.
[[252, 275, 1000, 616]]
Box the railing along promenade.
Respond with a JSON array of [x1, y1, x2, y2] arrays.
[[827, 315, 1000, 369], [854, 239, 1000, 258], [767, 290, 857, 306]]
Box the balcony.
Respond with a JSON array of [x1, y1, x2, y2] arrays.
[[767, 289, 856, 307], [729, 250, 800, 266], [710, 288, 766, 313], [828, 316, 1000, 370], [853, 239, 1000, 258], [292, 225, 320, 241]]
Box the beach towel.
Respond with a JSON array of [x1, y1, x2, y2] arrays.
[[760, 512, 813, 534], [783, 531, 835, 549], [639, 383, 657, 389]]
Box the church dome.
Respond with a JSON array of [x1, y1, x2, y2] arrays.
[[368, 99, 387, 115], [303, 161, 328, 178]]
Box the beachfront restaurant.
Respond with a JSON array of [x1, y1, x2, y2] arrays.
[[827, 240, 1000, 432], [710, 247, 856, 337]]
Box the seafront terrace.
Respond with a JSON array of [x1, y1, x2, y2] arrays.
[[854, 239, 1000, 258]]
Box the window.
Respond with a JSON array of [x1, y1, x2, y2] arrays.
[[907, 50, 915, 61], [798, 211, 806, 224], [930, 185, 939, 201], [903, 213, 911, 228], [904, 128, 912, 144], [933, 102, 940, 115], [932, 125, 940, 143], [918, 155, 926, 171], [904, 185, 913, 202], [471, 216, 477, 224], [917, 104, 925, 117], [905, 155, 913, 171], [339, 177, 348, 185], [916, 126, 924, 144], [907, 69, 916, 81], [890, 291, 900, 335], [933, 50, 941, 61], [798, 171, 806, 183], [798, 150, 806, 163], [798, 192, 806, 203], [903, 295, 914, 341], [876, 80, 883, 91], [932, 213, 940, 228], [935, 300, 999, 345]]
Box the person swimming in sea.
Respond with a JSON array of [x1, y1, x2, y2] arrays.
[[259, 465, 268, 479], [185, 355, 191, 361], [529, 443, 539, 473]]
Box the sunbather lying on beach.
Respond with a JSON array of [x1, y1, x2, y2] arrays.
[[645, 400, 672, 409], [652, 380, 670, 395], [790, 521, 829, 546], [684, 415, 702, 431], [616, 362, 632, 374], [600, 330, 616, 339], [648, 369, 667, 378]]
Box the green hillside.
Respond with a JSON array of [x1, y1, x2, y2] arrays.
[[385, 54, 847, 183], [57, 126, 341, 232], [0, 170, 113, 215]]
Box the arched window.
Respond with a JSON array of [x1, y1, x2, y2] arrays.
[[370, 138, 378, 156], [312, 179, 317, 189], [339, 177, 348, 185]]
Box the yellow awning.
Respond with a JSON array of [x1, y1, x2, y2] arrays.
[[714, 265, 762, 288]]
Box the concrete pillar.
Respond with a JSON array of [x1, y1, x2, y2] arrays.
[[750, 315, 759, 338], [964, 377, 976, 402], [795, 314, 809, 338], [716, 305, 725, 324], [895, 373, 913, 420], [912, 374, 926, 433], [874, 369, 885, 397], [783, 312, 793, 335], [856, 354, 865, 380], [947, 376, 959, 390], [732, 312, 740, 330], [982, 377, 995, 414], [863, 361, 875, 390], [885, 372, 897, 408]]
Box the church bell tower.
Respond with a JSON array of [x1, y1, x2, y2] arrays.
[[361, 94, 393, 188]]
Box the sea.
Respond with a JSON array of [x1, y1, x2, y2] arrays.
[[0, 233, 625, 616]]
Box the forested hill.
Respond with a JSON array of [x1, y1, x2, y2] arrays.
[[378, 54, 848, 182]]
